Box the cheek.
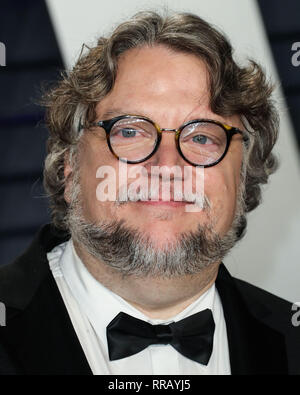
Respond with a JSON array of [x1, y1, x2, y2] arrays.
[[77, 136, 119, 221], [204, 161, 241, 234]]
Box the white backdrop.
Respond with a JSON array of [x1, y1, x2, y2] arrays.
[[46, 0, 300, 302]]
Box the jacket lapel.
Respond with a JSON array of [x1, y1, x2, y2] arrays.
[[216, 264, 288, 374]]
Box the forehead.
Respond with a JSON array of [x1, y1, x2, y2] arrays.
[[115, 45, 208, 89], [96, 45, 211, 120]]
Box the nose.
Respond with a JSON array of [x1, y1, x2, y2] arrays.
[[149, 130, 184, 168]]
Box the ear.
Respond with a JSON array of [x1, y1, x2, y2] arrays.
[[64, 151, 73, 204]]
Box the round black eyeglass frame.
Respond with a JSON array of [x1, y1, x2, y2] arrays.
[[90, 115, 246, 167]]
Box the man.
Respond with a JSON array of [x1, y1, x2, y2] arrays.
[[0, 11, 299, 375]]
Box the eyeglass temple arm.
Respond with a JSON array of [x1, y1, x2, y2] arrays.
[[230, 127, 249, 142], [77, 118, 104, 132]]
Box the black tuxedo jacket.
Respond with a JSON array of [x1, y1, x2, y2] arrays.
[[0, 224, 299, 375]]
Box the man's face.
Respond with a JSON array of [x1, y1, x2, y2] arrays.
[[67, 45, 244, 250]]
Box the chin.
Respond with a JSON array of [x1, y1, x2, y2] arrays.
[[142, 235, 180, 251]]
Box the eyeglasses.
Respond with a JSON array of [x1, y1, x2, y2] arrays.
[[91, 115, 245, 167]]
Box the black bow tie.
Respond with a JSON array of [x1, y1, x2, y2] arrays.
[[106, 309, 215, 365]]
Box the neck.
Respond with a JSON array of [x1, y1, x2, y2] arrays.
[[73, 240, 220, 320]]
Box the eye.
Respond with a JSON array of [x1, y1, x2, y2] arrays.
[[192, 134, 213, 145], [120, 128, 138, 138]]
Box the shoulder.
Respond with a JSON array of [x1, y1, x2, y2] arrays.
[[232, 275, 299, 351], [217, 263, 298, 339], [233, 276, 294, 317], [217, 264, 300, 374], [0, 224, 70, 310]]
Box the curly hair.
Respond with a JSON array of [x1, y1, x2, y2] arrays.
[[42, 10, 279, 230]]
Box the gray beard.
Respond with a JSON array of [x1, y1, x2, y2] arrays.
[[67, 181, 247, 279]]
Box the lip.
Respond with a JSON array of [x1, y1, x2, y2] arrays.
[[135, 200, 194, 208]]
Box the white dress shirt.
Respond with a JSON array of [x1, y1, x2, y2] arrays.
[[47, 240, 231, 375]]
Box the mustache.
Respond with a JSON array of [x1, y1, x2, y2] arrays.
[[115, 184, 211, 208]]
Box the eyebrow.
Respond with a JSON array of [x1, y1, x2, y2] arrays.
[[100, 108, 144, 120]]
